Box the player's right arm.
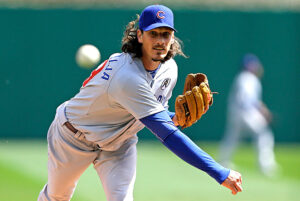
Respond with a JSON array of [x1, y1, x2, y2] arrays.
[[107, 57, 242, 193], [140, 110, 242, 194]]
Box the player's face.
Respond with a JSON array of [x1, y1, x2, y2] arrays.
[[137, 27, 175, 63]]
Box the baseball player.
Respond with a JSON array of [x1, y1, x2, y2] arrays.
[[38, 5, 242, 201], [219, 54, 278, 177]]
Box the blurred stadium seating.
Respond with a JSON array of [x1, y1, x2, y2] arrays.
[[0, 0, 300, 11]]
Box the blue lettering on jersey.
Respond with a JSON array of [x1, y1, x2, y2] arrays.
[[101, 72, 110, 80], [100, 54, 121, 81], [105, 66, 113, 70], [157, 95, 162, 102], [157, 95, 166, 103], [101, 61, 115, 80]]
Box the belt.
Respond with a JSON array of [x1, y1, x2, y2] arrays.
[[64, 121, 78, 134], [64, 121, 101, 150]]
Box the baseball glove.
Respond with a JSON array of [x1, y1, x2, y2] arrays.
[[175, 73, 213, 128]]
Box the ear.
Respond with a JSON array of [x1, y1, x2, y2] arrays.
[[137, 29, 143, 43]]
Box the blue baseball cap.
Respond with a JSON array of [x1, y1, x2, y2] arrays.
[[139, 5, 176, 32], [242, 53, 262, 71]]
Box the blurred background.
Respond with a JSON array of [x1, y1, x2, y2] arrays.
[[0, 0, 299, 201]]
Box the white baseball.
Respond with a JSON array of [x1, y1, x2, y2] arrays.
[[76, 44, 101, 69]]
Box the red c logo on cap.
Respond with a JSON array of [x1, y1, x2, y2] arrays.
[[157, 11, 165, 19]]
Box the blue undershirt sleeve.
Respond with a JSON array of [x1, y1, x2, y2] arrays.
[[140, 110, 230, 184], [165, 110, 175, 119], [140, 109, 178, 141]]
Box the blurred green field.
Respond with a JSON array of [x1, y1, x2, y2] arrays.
[[0, 140, 299, 201]]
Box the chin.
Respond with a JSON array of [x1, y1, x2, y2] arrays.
[[152, 58, 164, 62], [152, 55, 166, 62]]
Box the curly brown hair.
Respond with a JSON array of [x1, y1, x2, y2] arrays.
[[121, 15, 187, 63]]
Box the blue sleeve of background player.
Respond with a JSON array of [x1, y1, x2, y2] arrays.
[[139, 110, 230, 184]]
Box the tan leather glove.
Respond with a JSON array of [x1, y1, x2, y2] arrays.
[[175, 73, 213, 129]]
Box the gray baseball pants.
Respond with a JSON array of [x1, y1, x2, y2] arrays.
[[38, 113, 137, 201]]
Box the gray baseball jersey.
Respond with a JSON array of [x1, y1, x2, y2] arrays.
[[38, 53, 178, 201], [61, 52, 177, 151]]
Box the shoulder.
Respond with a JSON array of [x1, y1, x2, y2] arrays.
[[107, 53, 143, 81], [113, 55, 145, 79], [237, 71, 252, 83], [107, 52, 129, 67], [163, 58, 178, 76], [240, 71, 259, 84], [164, 58, 178, 69], [109, 55, 149, 91], [159, 58, 178, 81]]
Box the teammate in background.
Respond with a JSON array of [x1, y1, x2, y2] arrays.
[[38, 5, 242, 201], [219, 53, 278, 177]]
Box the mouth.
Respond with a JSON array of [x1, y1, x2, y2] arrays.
[[153, 46, 165, 51]]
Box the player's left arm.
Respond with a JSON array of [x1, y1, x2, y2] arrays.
[[259, 101, 273, 123]]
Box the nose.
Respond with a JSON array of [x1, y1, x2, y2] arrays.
[[156, 35, 166, 45]]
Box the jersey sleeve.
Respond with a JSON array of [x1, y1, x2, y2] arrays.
[[108, 67, 165, 119]]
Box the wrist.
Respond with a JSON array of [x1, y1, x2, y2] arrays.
[[172, 115, 179, 126]]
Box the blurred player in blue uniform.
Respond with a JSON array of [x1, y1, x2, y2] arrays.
[[219, 53, 278, 177]]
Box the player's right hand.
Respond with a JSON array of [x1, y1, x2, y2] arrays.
[[221, 170, 243, 195]]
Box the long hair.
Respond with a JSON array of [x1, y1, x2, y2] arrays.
[[121, 15, 187, 63]]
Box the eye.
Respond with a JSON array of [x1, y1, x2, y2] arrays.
[[150, 31, 158, 38], [162, 32, 171, 38]]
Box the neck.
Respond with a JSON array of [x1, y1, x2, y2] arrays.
[[141, 57, 161, 71]]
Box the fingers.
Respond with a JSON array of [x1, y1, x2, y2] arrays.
[[195, 73, 213, 107], [231, 185, 238, 195], [185, 91, 197, 123], [195, 73, 208, 86], [175, 95, 187, 127], [183, 74, 197, 93], [235, 181, 243, 192], [224, 181, 241, 195], [230, 180, 242, 195], [192, 86, 204, 120], [175, 90, 201, 129], [199, 83, 211, 113], [221, 170, 243, 195], [180, 73, 213, 128], [235, 172, 243, 192], [182, 85, 207, 124]]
